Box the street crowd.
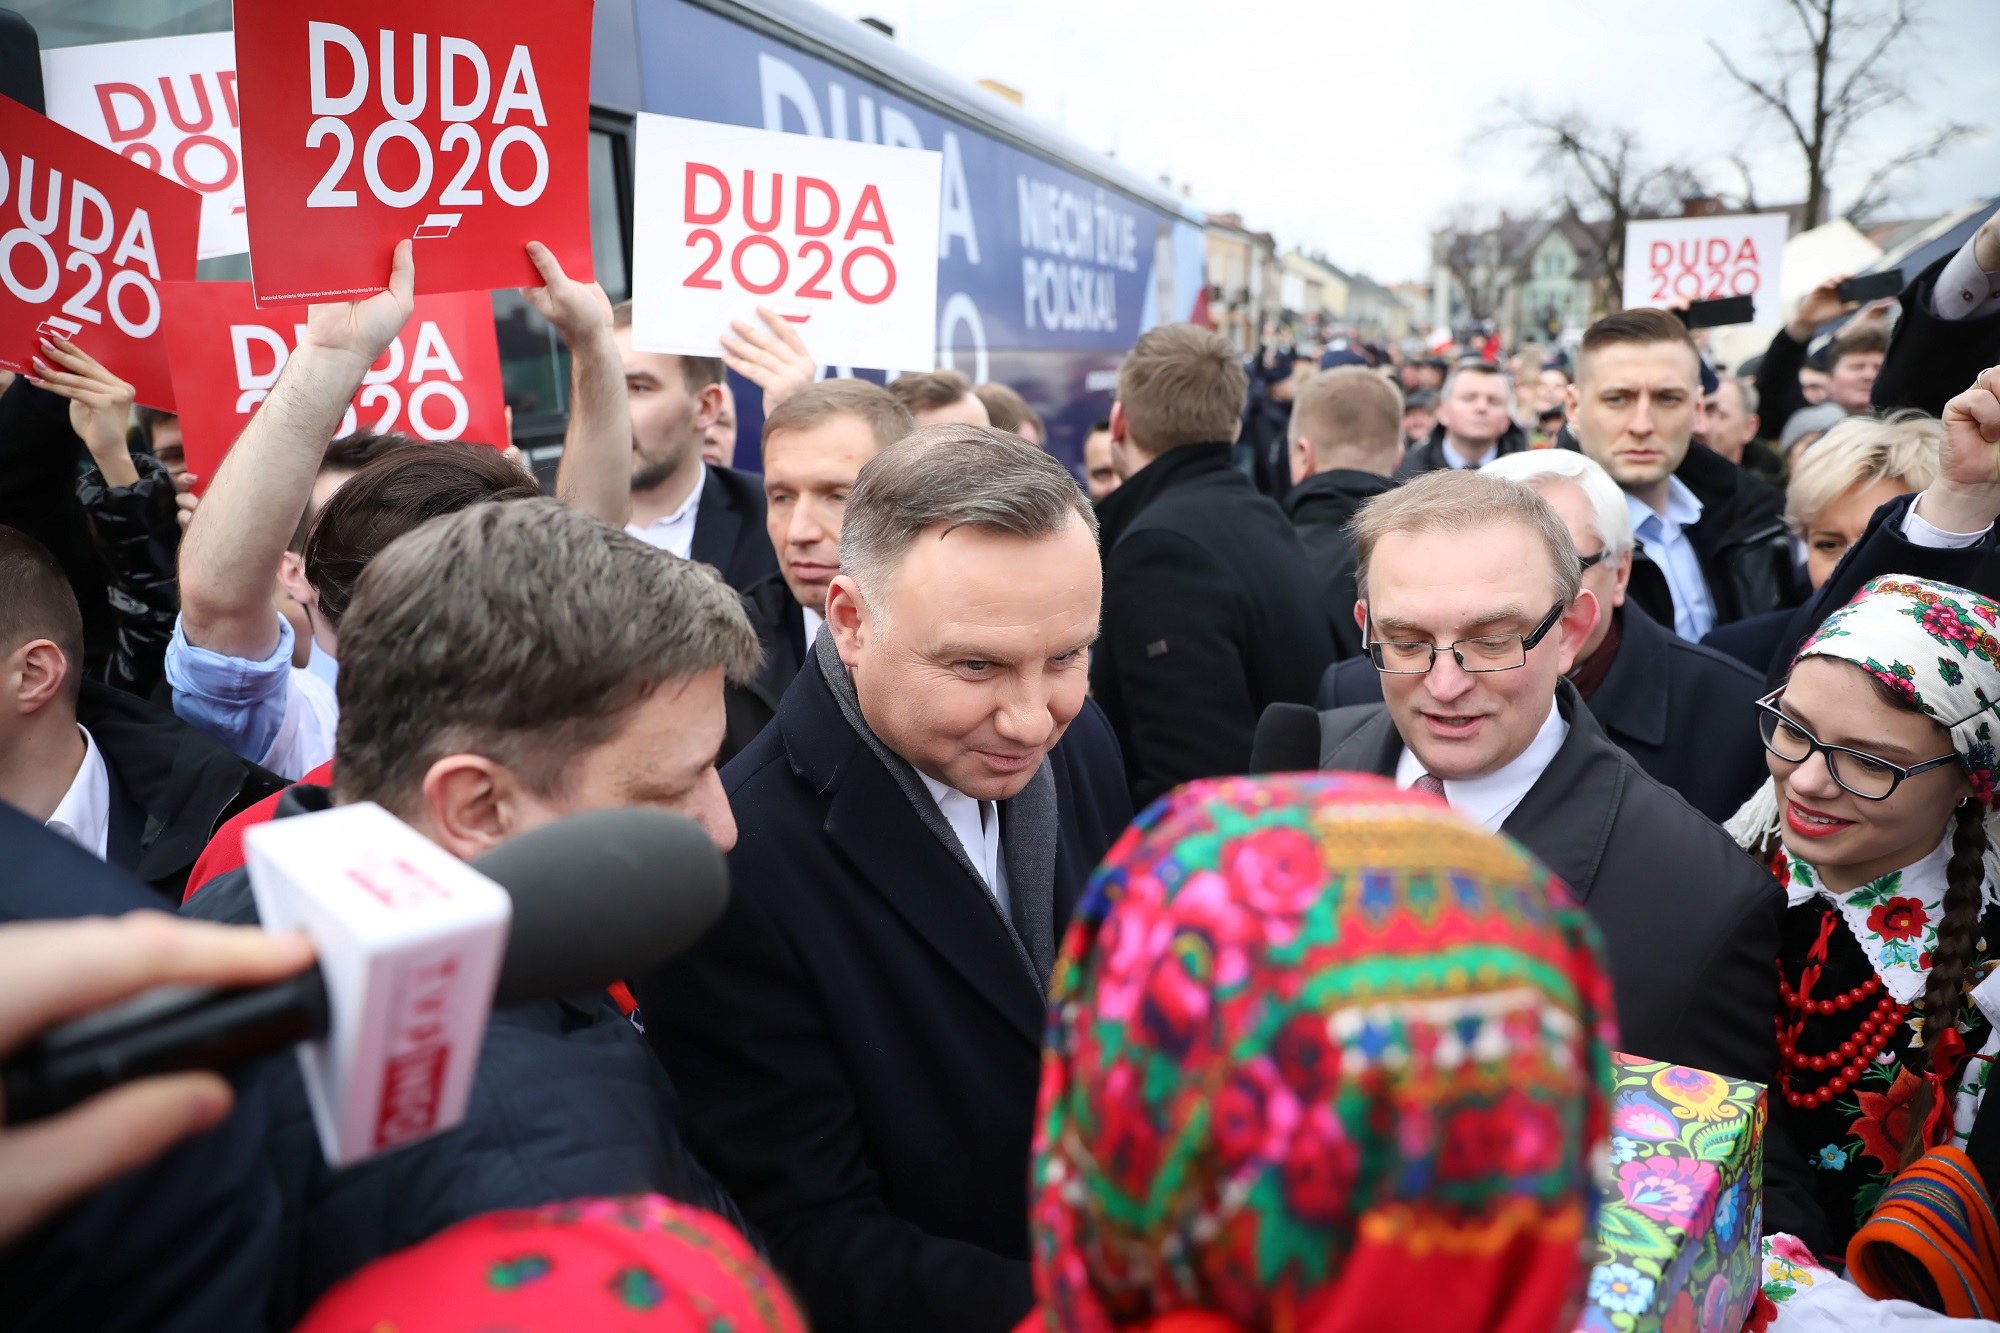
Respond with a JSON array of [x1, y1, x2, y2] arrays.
[[3, 192, 2000, 1333]]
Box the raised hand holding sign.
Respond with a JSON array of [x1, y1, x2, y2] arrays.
[[0, 94, 200, 409], [233, 0, 594, 302]]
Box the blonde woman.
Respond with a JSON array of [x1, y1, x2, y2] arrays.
[[1787, 413, 1945, 592], [1705, 413, 1943, 672]]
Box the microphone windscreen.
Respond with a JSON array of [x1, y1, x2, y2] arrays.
[[470, 809, 728, 1008], [1249, 702, 1325, 775]]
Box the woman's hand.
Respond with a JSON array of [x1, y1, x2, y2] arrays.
[[29, 338, 139, 488]]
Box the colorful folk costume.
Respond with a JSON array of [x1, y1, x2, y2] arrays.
[[1726, 577, 2000, 1322], [1015, 772, 1617, 1333], [292, 1194, 807, 1333]]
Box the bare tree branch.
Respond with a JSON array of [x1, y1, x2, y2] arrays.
[[1844, 121, 1976, 223], [1712, 0, 1967, 227]]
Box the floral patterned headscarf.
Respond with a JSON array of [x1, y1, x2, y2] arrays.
[[1726, 576, 2000, 876], [294, 1195, 806, 1333], [1022, 773, 1618, 1333]]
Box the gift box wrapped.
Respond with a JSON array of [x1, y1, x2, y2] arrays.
[[1575, 1054, 1767, 1333]]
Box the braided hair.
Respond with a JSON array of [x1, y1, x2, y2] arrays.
[[1897, 797, 1988, 1165]]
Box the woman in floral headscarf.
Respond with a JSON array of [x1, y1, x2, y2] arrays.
[[1725, 575, 2000, 1320], [293, 1194, 806, 1333], [1017, 771, 1617, 1333]]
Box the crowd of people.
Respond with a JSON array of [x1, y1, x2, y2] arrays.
[[1, 201, 1999, 1333]]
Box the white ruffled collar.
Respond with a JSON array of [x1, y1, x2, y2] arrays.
[[1785, 835, 1956, 1005]]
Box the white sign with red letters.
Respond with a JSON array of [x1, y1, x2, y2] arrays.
[[630, 113, 941, 370], [1622, 213, 1791, 327], [42, 33, 248, 261]]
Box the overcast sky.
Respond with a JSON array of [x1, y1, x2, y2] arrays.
[[824, 0, 1999, 284]]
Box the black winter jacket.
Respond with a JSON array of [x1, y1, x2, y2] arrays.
[[1392, 419, 1530, 478], [1282, 467, 1396, 660], [1624, 442, 1802, 632], [76, 452, 182, 698], [182, 787, 750, 1328], [1091, 443, 1337, 805]]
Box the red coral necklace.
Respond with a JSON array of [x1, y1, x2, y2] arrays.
[[1776, 912, 1910, 1109]]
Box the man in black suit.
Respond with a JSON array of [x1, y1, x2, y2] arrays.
[[638, 428, 1134, 1333], [726, 380, 915, 759], [1263, 468, 1781, 1088], [1392, 359, 1528, 477], [1314, 451, 1769, 823], [612, 304, 777, 591], [1092, 323, 1335, 806]]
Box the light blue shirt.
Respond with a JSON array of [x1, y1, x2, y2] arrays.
[[1627, 478, 1715, 642], [163, 614, 340, 779]]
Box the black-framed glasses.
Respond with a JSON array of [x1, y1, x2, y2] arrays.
[[1755, 691, 1959, 801], [1578, 549, 1606, 571], [1367, 601, 1567, 675]]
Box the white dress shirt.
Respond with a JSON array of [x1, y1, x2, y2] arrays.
[[1932, 233, 2000, 323], [1442, 437, 1498, 469], [45, 725, 111, 860], [1394, 699, 1569, 831], [801, 604, 825, 646], [917, 772, 1010, 913], [1628, 477, 1717, 642], [625, 464, 708, 559]]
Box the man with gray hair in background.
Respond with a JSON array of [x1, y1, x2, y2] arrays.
[[1314, 450, 1770, 820], [638, 426, 1132, 1333]]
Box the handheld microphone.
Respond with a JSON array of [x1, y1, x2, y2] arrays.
[[1249, 702, 1325, 775], [1, 805, 727, 1166]]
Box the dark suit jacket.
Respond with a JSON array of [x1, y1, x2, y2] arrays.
[[690, 464, 780, 592], [722, 572, 808, 764], [1308, 680, 1783, 1086], [636, 655, 1134, 1333], [1316, 605, 1769, 823], [1762, 492, 2000, 688], [1091, 442, 1337, 806]]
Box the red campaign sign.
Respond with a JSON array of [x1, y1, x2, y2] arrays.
[[0, 94, 201, 409], [233, 0, 594, 304], [161, 280, 508, 489]]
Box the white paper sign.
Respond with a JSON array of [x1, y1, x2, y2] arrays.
[[41, 33, 246, 260], [1622, 213, 1790, 327], [631, 113, 942, 370]]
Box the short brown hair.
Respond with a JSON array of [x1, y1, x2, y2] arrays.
[[1575, 308, 1699, 386], [887, 368, 976, 415], [1115, 323, 1248, 453], [761, 379, 914, 454], [1289, 367, 1403, 466], [0, 527, 84, 704], [334, 499, 759, 817], [304, 443, 541, 628], [1348, 469, 1582, 605], [841, 424, 1097, 599], [1829, 321, 1891, 368], [289, 432, 430, 553], [609, 302, 723, 390], [972, 381, 1044, 439]]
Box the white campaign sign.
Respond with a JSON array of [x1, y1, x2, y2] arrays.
[[42, 33, 247, 260], [1622, 213, 1790, 327], [631, 113, 942, 370]]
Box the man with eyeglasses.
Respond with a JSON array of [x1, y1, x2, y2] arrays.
[[1252, 468, 1784, 1089]]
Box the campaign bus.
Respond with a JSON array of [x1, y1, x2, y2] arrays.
[[22, 0, 1207, 472]]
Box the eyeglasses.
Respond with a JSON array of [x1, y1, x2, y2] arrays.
[[1755, 691, 1959, 801], [1578, 549, 1606, 571], [1367, 601, 1567, 675]]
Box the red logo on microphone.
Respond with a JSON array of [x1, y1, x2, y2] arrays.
[[372, 955, 461, 1148]]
